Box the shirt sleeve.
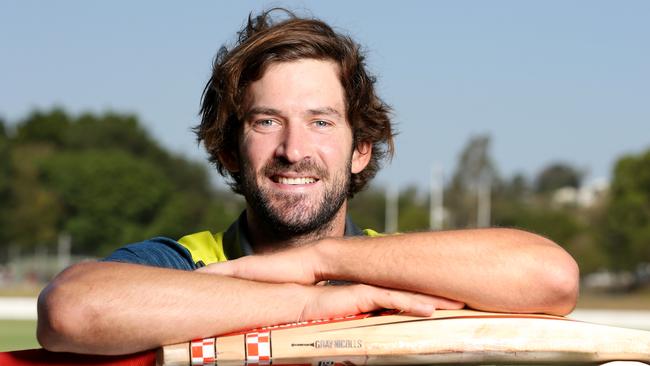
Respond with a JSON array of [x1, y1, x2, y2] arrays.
[[101, 237, 197, 271]]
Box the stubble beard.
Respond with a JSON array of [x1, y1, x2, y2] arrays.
[[240, 157, 350, 240]]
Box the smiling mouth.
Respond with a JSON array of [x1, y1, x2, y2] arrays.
[[272, 176, 318, 185]]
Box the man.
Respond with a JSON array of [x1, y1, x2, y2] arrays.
[[37, 9, 579, 356]]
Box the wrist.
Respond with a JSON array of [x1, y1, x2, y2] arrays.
[[283, 282, 319, 323], [312, 237, 341, 282]]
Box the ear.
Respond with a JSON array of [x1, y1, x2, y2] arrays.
[[351, 141, 372, 174], [218, 149, 240, 173]]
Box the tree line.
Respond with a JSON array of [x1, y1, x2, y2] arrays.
[[1, 109, 649, 276], [0, 108, 243, 259], [351, 137, 650, 276]]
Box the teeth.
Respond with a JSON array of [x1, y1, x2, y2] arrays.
[[277, 177, 316, 185]]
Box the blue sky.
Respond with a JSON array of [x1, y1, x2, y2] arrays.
[[2, 1, 648, 190]]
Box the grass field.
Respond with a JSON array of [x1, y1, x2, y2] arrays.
[[0, 320, 39, 352], [577, 287, 650, 310]]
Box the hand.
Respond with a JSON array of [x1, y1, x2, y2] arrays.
[[300, 283, 465, 321], [196, 244, 322, 285]]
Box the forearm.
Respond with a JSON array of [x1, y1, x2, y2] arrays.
[[38, 261, 308, 355], [317, 228, 579, 315]]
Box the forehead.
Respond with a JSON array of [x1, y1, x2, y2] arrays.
[[243, 59, 346, 115]]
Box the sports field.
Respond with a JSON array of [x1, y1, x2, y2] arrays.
[[0, 320, 38, 352]]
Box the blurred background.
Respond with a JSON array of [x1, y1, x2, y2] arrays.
[[1, 0, 649, 351]]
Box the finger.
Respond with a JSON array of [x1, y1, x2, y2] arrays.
[[357, 285, 435, 317], [430, 296, 465, 310], [195, 262, 233, 275], [398, 302, 436, 317], [407, 292, 464, 310]]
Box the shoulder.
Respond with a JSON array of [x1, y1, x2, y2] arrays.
[[102, 237, 196, 270], [177, 231, 228, 266]]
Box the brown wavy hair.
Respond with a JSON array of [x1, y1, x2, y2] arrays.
[[196, 8, 394, 197]]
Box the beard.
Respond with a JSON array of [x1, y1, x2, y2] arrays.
[[239, 157, 350, 238]]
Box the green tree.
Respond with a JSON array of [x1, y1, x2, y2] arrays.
[[4, 107, 245, 256], [451, 135, 498, 191], [493, 200, 582, 245], [145, 191, 244, 241], [64, 111, 212, 196], [491, 166, 611, 274], [497, 173, 531, 201], [348, 187, 386, 232], [197, 192, 246, 235], [15, 108, 71, 147], [535, 163, 583, 193], [0, 118, 12, 253], [65, 112, 168, 161], [398, 186, 429, 232], [6, 144, 61, 251], [447, 135, 499, 228], [39, 150, 173, 255], [600, 150, 650, 270], [0, 118, 8, 194]]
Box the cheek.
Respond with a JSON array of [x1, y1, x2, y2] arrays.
[[240, 137, 269, 172], [317, 138, 353, 167]]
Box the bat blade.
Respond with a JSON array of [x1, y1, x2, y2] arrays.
[[157, 310, 650, 365]]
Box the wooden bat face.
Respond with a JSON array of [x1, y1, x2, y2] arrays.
[[157, 309, 650, 366]]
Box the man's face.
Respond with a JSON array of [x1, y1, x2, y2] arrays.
[[230, 59, 370, 235]]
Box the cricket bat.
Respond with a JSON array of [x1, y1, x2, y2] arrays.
[[157, 309, 650, 365]]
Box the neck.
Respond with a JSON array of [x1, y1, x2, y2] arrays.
[[245, 204, 348, 253]]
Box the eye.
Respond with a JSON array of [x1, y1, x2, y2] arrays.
[[257, 119, 275, 126], [252, 119, 281, 130], [313, 120, 332, 128]]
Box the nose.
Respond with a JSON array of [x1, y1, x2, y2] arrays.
[[275, 122, 311, 163]]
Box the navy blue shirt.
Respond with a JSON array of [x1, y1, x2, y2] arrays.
[[102, 237, 198, 270]]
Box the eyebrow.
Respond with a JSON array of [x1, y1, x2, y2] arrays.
[[244, 106, 343, 119], [306, 107, 342, 118], [244, 106, 283, 119]]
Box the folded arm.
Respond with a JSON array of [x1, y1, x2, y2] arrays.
[[321, 228, 579, 315], [202, 228, 579, 316], [37, 261, 462, 355]]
